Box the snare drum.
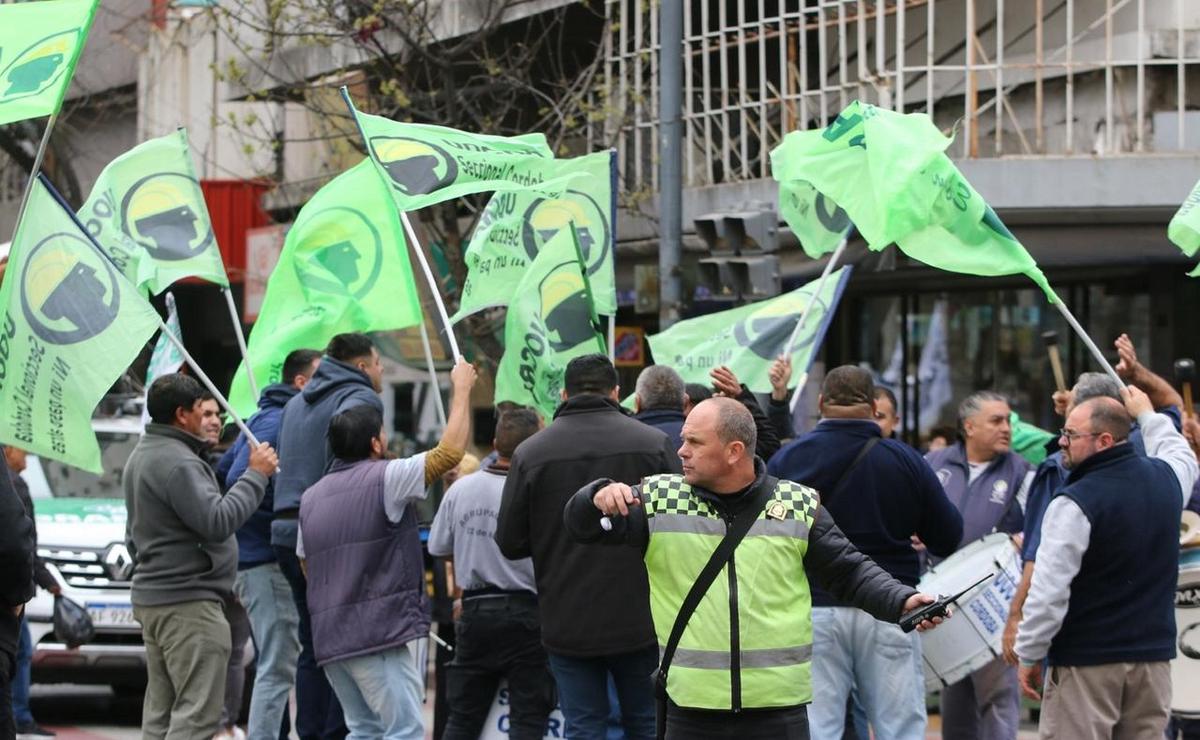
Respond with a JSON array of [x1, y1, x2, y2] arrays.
[[1172, 547, 1200, 717], [917, 532, 1023, 693]]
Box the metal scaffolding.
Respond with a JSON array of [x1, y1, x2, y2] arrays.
[[596, 0, 1200, 192]]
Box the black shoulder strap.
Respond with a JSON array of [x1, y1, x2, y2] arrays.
[[821, 437, 880, 507], [656, 479, 776, 688]]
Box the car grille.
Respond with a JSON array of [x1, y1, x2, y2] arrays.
[[39, 545, 133, 590]]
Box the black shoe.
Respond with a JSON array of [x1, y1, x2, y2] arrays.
[[15, 723, 56, 739]]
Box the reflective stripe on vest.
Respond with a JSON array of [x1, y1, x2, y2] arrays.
[[641, 474, 817, 711]]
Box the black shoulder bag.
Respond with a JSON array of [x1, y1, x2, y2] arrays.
[[653, 479, 775, 738]]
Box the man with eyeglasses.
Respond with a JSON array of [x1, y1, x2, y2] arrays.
[[1015, 385, 1196, 738]]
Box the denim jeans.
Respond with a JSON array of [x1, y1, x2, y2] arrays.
[[13, 615, 32, 726], [442, 595, 555, 740], [323, 641, 425, 740], [275, 544, 347, 740], [546, 645, 658, 740], [808, 607, 927, 740], [235, 563, 300, 740]]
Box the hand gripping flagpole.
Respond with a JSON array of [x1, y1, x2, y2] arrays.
[[37, 174, 266, 453], [786, 234, 850, 414]]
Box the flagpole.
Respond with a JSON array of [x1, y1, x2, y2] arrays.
[[221, 287, 260, 401], [399, 212, 462, 362], [10, 113, 59, 242], [786, 235, 849, 414], [608, 315, 616, 362], [417, 318, 448, 426], [567, 224, 607, 354], [1049, 292, 1124, 388]]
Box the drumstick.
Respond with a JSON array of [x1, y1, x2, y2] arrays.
[[1176, 359, 1196, 420], [1043, 331, 1067, 392]]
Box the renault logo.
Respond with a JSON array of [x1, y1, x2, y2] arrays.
[[103, 543, 134, 581]]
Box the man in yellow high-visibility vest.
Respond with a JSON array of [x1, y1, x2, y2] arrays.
[[565, 397, 945, 739]]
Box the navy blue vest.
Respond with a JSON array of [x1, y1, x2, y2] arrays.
[[1048, 444, 1182, 666], [299, 458, 430, 666], [926, 444, 1030, 547]]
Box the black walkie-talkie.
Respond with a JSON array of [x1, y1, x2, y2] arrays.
[[899, 573, 995, 633]]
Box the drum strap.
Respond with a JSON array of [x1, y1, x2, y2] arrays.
[[821, 437, 881, 508], [653, 479, 776, 738]]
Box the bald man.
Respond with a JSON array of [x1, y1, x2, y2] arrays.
[[565, 398, 945, 738], [1016, 387, 1197, 739]]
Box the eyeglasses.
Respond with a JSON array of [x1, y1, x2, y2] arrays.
[[1058, 429, 1101, 441]]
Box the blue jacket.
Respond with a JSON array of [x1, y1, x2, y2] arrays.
[[272, 357, 382, 548], [633, 408, 685, 452], [218, 383, 298, 568], [925, 443, 1031, 549], [767, 419, 963, 605], [1048, 443, 1182, 666]]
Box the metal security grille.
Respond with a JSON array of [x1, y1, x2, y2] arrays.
[[597, 0, 1200, 191]]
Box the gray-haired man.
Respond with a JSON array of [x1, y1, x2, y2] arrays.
[[633, 365, 688, 451]]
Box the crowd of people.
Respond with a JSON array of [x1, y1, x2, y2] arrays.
[[2, 328, 1199, 740]]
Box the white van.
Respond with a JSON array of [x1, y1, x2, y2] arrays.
[[22, 414, 147, 693]]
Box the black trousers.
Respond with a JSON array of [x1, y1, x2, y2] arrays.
[[441, 594, 556, 740], [0, 649, 15, 740], [664, 702, 810, 740]]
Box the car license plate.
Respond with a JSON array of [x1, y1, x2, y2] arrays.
[[85, 602, 136, 628]]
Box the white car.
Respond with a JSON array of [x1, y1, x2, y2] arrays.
[[23, 414, 147, 693]]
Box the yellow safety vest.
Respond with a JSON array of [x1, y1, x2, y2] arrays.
[[641, 474, 818, 711]]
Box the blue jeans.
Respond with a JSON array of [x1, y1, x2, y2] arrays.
[[809, 607, 927, 740], [13, 615, 32, 726], [276, 544, 347, 740], [323, 642, 424, 740], [546, 645, 657, 740], [235, 563, 301, 740]]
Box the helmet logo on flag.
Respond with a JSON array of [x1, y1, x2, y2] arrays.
[[522, 191, 609, 278], [732, 290, 829, 361], [369, 137, 457, 196], [814, 192, 850, 233], [0, 31, 76, 102], [291, 206, 383, 299], [20, 233, 121, 345], [538, 262, 594, 352], [120, 173, 215, 261]]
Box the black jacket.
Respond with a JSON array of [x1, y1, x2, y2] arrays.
[[564, 459, 918, 624], [495, 394, 682, 656], [0, 458, 36, 657], [12, 474, 56, 591]]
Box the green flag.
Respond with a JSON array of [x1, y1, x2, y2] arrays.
[[343, 92, 581, 212], [1011, 411, 1055, 466], [227, 161, 423, 417], [1168, 178, 1200, 276], [494, 226, 605, 419], [771, 101, 1055, 301], [78, 129, 227, 295], [647, 267, 852, 394], [0, 177, 160, 473], [0, 0, 98, 126], [778, 180, 850, 258], [452, 150, 617, 322]]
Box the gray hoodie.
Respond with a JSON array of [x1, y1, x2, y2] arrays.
[[124, 423, 267, 607]]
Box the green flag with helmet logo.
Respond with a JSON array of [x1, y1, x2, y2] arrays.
[[778, 180, 851, 259], [771, 101, 1055, 301], [78, 129, 228, 295], [343, 91, 581, 213], [647, 267, 852, 394], [227, 161, 423, 418], [0, 0, 98, 126], [452, 150, 617, 322], [0, 176, 160, 473], [494, 225, 605, 420], [1168, 178, 1200, 276]]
